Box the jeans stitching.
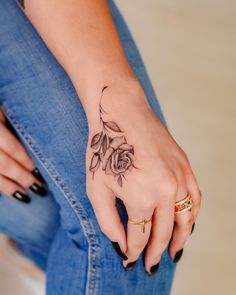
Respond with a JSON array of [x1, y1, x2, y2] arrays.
[[3, 105, 100, 295]]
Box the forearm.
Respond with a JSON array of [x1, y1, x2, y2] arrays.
[[17, 0, 140, 121]]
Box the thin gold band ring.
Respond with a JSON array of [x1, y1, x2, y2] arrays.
[[128, 217, 152, 233]]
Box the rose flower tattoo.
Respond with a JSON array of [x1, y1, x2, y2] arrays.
[[89, 86, 136, 187]]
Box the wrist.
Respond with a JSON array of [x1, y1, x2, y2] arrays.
[[86, 75, 159, 138], [73, 72, 148, 126], [68, 59, 137, 108]]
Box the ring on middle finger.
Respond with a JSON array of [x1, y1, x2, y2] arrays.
[[128, 217, 152, 233]]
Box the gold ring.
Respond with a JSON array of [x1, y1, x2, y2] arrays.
[[174, 193, 193, 214], [128, 217, 152, 233]]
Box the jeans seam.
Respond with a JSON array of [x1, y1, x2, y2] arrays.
[[3, 105, 100, 295]]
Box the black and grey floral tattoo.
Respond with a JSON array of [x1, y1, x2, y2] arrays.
[[89, 86, 136, 187]]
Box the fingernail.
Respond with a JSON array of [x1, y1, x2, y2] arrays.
[[125, 261, 136, 271], [12, 191, 31, 203], [191, 223, 195, 234], [29, 183, 47, 196], [32, 168, 45, 183], [111, 242, 128, 260], [173, 248, 184, 263], [149, 262, 160, 276]]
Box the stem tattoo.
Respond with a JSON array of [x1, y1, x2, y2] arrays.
[[89, 86, 136, 187]]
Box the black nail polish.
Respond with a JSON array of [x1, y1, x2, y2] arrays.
[[29, 183, 47, 196], [149, 262, 160, 276], [111, 242, 128, 260], [125, 261, 136, 271], [32, 168, 45, 183], [12, 191, 31, 203], [173, 248, 183, 263], [191, 223, 195, 234]]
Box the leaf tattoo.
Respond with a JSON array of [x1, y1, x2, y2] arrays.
[[89, 86, 136, 187]]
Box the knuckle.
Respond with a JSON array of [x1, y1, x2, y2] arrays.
[[125, 199, 155, 216], [163, 177, 178, 196], [140, 200, 155, 213]]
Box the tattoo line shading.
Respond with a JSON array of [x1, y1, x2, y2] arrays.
[[89, 86, 136, 187]]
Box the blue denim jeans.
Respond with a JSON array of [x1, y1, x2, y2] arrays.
[[0, 0, 177, 294]]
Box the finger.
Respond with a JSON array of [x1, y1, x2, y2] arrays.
[[0, 122, 35, 171], [123, 203, 154, 270], [0, 174, 31, 203], [144, 204, 174, 275], [168, 173, 196, 261], [87, 183, 127, 260], [185, 167, 202, 222], [169, 206, 194, 261], [0, 150, 47, 196]]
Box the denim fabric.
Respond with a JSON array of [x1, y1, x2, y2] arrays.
[[0, 0, 177, 294]]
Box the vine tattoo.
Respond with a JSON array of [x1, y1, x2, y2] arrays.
[[89, 86, 136, 187]]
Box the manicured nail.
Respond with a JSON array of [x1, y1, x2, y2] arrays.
[[111, 242, 128, 260], [12, 191, 31, 203], [125, 261, 136, 271], [173, 248, 183, 263], [191, 223, 195, 234], [32, 168, 45, 183], [149, 262, 160, 276], [29, 183, 47, 196]]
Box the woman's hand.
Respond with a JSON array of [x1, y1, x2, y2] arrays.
[[85, 80, 202, 274], [18, 0, 201, 275], [0, 110, 47, 203]]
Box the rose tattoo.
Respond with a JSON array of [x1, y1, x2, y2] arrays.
[[89, 86, 136, 187]]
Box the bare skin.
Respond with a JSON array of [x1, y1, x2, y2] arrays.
[[16, 0, 202, 273]]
